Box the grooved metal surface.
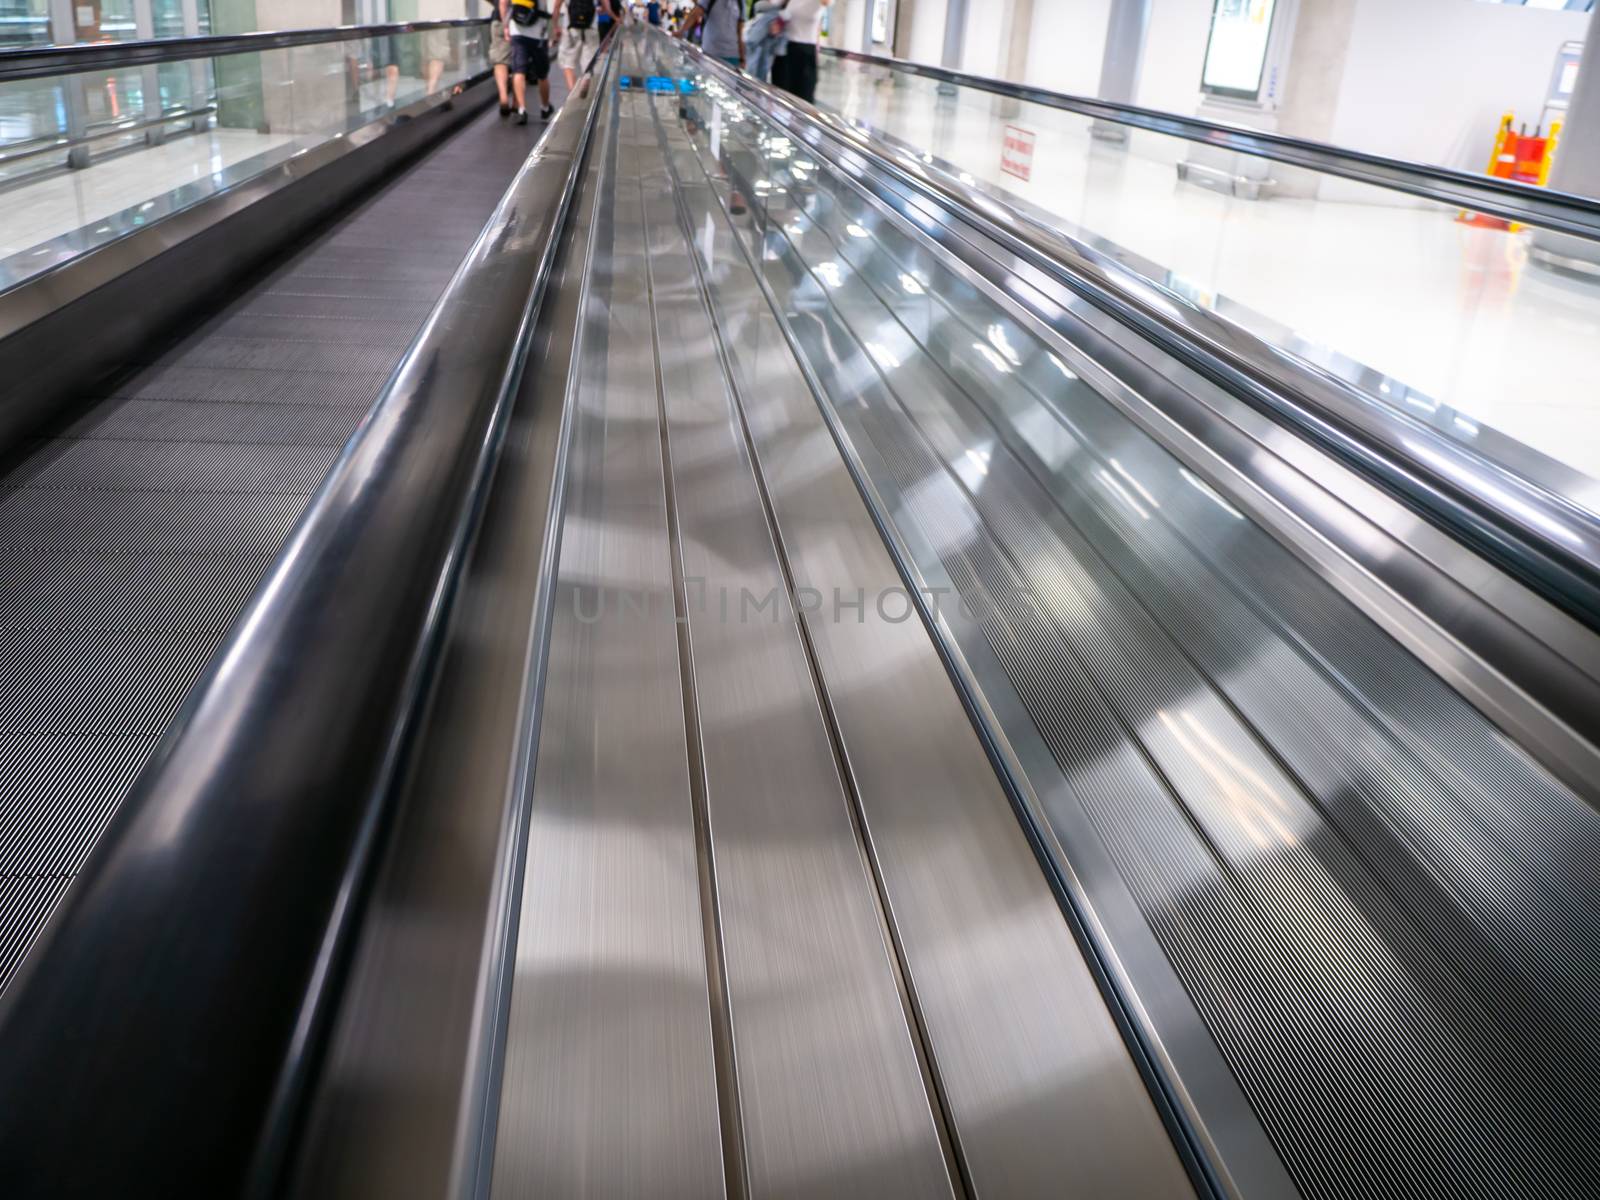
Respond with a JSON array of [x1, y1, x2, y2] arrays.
[[487, 33, 1190, 1200], [489, 79, 728, 1198], [645, 45, 1197, 1199], [698, 60, 1600, 1199], [638, 85, 958, 1200], [0, 104, 545, 993]]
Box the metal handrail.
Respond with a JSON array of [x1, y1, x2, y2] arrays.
[[708, 43, 1600, 628], [0, 34, 612, 1200], [820, 45, 1600, 244], [0, 17, 491, 82]]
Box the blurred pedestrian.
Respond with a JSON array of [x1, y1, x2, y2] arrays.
[[771, 0, 827, 103], [677, 0, 742, 70], [554, 0, 617, 91], [419, 0, 460, 95], [507, 0, 555, 123], [744, 0, 787, 83], [489, 0, 515, 115]]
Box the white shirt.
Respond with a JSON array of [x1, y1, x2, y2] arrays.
[[784, 0, 826, 45]]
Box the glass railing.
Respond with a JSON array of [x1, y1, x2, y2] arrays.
[[813, 51, 1600, 505], [0, 21, 489, 291]]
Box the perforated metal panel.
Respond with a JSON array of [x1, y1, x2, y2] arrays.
[[0, 107, 542, 992]]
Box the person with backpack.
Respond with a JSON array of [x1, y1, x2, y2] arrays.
[[506, 0, 556, 124], [676, 0, 743, 70], [770, 0, 827, 103], [553, 0, 617, 91], [486, 0, 515, 116]]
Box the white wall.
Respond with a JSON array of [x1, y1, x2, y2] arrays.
[[850, 0, 1591, 182], [903, 0, 948, 64], [1024, 0, 1112, 97], [1130, 0, 1212, 162], [1329, 0, 1588, 173], [829, 0, 870, 51], [959, 0, 1007, 76]]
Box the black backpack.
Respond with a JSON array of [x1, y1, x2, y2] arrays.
[[567, 0, 596, 29]]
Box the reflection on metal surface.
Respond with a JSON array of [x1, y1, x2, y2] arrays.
[[486, 28, 1200, 1200], [667, 29, 1600, 1200], [489, 59, 727, 1198]]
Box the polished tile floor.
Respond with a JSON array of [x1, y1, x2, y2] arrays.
[[0, 126, 298, 261], [818, 68, 1600, 486], [0, 76, 436, 267]]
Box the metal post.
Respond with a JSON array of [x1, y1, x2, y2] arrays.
[[132, 0, 165, 146], [48, 0, 94, 167], [937, 0, 966, 97], [180, 0, 212, 132], [940, 0, 966, 71], [1533, 18, 1600, 274], [996, 0, 1032, 118], [1091, 0, 1149, 144]]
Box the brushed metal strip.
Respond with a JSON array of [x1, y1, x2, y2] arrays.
[[676, 43, 1600, 1200], [644, 42, 1210, 1200], [671, 35, 1600, 821], [635, 78, 957, 1200], [487, 70, 726, 1200]]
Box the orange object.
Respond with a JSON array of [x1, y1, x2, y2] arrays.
[[1458, 112, 1559, 231]]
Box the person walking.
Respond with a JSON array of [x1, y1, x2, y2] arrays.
[[554, 0, 616, 91], [771, 0, 827, 103], [506, 0, 555, 124], [419, 0, 462, 95], [487, 0, 515, 115], [676, 0, 742, 70]]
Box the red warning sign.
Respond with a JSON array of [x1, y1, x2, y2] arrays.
[[1000, 124, 1036, 182]]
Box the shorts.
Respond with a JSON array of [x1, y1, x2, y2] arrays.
[[368, 35, 401, 71], [421, 28, 451, 63], [512, 35, 549, 81], [488, 19, 512, 67], [557, 25, 600, 73]]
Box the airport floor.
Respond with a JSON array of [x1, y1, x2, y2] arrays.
[[0, 126, 297, 261], [817, 69, 1600, 483], [0, 77, 450, 269]]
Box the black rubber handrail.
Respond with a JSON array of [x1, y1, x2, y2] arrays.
[[0, 32, 612, 1200], [0, 17, 490, 82], [820, 44, 1600, 244]]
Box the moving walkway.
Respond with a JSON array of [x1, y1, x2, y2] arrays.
[[1, 23, 1598, 1200]]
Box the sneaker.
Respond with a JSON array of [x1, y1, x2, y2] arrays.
[[540, 105, 554, 121], [516, 108, 528, 125], [499, 101, 511, 118]]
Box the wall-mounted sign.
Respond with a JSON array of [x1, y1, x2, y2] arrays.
[[1001, 125, 1036, 182], [867, 0, 895, 46], [1200, 0, 1280, 101], [1548, 39, 1585, 112]]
